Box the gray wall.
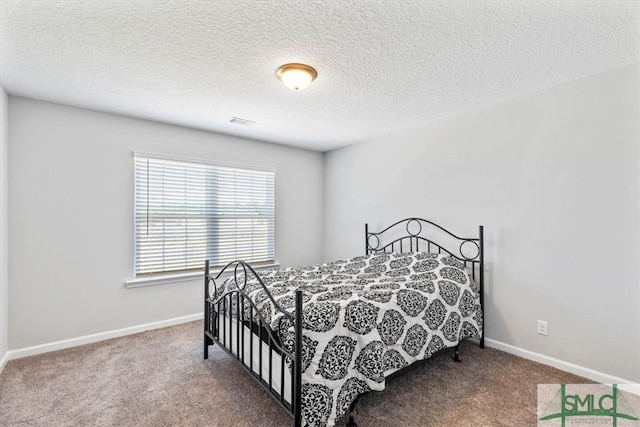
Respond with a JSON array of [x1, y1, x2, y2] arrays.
[[323, 64, 640, 382], [8, 97, 324, 349], [0, 86, 7, 362]]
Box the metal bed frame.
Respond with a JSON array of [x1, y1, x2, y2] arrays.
[[204, 218, 484, 427]]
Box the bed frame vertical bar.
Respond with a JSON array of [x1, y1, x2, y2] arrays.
[[293, 290, 303, 427], [249, 304, 254, 372], [364, 223, 369, 255], [204, 260, 210, 359], [259, 321, 263, 380], [236, 292, 240, 357], [222, 295, 227, 348], [226, 294, 231, 353], [240, 294, 245, 364], [268, 334, 273, 392], [479, 225, 485, 349], [216, 300, 221, 348]]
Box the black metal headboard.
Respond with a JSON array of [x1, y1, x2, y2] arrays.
[[365, 217, 484, 347]]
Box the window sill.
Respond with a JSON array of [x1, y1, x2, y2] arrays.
[[124, 262, 281, 289]]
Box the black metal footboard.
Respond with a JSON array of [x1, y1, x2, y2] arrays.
[[204, 260, 303, 427]]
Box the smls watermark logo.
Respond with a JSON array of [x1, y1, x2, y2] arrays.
[[538, 384, 640, 426]]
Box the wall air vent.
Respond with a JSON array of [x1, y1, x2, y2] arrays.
[[229, 117, 256, 127]]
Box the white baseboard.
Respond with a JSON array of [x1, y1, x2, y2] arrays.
[[4, 319, 638, 398], [0, 350, 8, 374], [7, 313, 203, 361], [485, 338, 640, 396]]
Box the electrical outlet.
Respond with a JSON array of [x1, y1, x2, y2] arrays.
[[537, 320, 548, 336]]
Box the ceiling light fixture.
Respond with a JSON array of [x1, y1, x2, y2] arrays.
[[276, 63, 317, 91]]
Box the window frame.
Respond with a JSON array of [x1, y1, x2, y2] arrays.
[[126, 152, 277, 286]]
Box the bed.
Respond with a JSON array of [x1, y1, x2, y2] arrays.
[[204, 217, 484, 427]]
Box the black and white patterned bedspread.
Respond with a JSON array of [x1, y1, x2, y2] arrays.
[[216, 252, 483, 427]]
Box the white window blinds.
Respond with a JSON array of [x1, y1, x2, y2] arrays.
[[134, 155, 275, 276]]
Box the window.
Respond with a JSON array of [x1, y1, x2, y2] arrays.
[[134, 154, 275, 276]]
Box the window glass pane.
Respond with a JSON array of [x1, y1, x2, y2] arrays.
[[134, 156, 275, 276]]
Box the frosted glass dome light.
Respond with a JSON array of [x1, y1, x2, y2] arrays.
[[276, 63, 317, 91]]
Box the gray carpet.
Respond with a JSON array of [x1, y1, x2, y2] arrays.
[[0, 321, 593, 426]]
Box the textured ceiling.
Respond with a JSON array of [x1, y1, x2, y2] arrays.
[[1, 1, 639, 152]]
